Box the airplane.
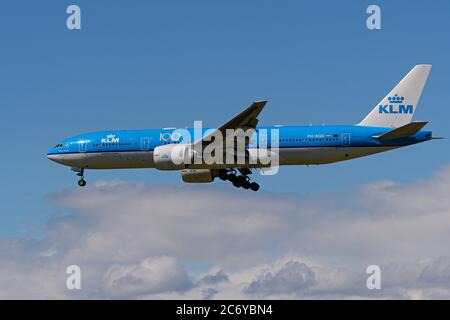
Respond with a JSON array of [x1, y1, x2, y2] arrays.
[[47, 64, 438, 191]]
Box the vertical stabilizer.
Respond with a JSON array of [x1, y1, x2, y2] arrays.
[[358, 64, 431, 128]]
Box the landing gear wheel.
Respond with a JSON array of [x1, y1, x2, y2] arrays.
[[219, 171, 228, 181], [232, 178, 241, 188], [237, 175, 247, 185], [226, 170, 259, 190], [72, 168, 86, 187], [250, 182, 260, 191]]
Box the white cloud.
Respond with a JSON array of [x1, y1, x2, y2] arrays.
[[419, 257, 450, 286], [244, 260, 316, 297], [1, 165, 450, 299], [101, 256, 192, 298], [197, 269, 229, 286]]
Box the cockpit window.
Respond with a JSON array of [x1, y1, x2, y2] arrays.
[[54, 144, 63, 148]]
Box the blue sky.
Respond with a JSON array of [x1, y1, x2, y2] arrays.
[[0, 0, 449, 238]]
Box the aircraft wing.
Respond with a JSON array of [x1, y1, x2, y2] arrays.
[[192, 100, 267, 149]]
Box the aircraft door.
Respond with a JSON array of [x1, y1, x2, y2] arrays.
[[140, 137, 150, 151], [341, 133, 351, 146], [79, 141, 87, 153]]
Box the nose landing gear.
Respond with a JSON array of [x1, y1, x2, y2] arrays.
[[72, 168, 87, 187]]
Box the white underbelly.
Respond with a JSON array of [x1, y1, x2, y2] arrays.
[[278, 146, 398, 165], [51, 151, 155, 169], [52, 146, 397, 170]]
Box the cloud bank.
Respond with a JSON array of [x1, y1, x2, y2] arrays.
[[1, 165, 450, 299]]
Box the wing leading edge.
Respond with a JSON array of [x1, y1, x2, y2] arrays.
[[193, 100, 267, 148]]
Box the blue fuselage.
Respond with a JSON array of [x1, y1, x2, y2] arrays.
[[47, 125, 432, 170]]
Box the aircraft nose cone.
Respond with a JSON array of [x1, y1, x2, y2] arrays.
[[47, 153, 61, 163], [47, 154, 58, 163]]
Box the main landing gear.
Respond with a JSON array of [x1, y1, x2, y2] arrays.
[[72, 168, 86, 187], [218, 169, 260, 191]]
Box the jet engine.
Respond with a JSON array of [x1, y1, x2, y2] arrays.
[[181, 169, 214, 183], [153, 144, 192, 170]]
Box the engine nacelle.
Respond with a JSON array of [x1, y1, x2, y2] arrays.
[[181, 169, 214, 183], [153, 144, 192, 170]]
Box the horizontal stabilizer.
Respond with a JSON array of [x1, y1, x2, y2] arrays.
[[373, 121, 428, 140]]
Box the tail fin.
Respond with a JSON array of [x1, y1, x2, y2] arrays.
[[358, 64, 431, 128]]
